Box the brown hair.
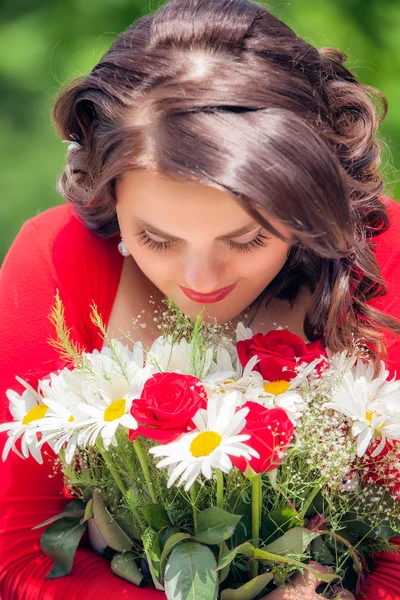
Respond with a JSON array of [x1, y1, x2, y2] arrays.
[[51, 0, 400, 369]]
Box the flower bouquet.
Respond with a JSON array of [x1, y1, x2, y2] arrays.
[[1, 292, 400, 599]]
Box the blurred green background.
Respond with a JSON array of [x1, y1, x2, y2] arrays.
[[1, 0, 399, 262]]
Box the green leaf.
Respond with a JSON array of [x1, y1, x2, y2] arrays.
[[226, 492, 252, 547], [111, 551, 144, 586], [264, 527, 321, 555], [221, 572, 274, 600], [114, 506, 141, 541], [261, 508, 303, 544], [80, 499, 93, 525], [145, 549, 165, 591], [218, 541, 230, 584], [311, 536, 335, 564], [92, 492, 133, 552], [32, 500, 85, 530], [160, 532, 192, 572], [194, 507, 241, 545], [164, 542, 218, 600], [40, 516, 87, 578], [217, 542, 255, 571], [254, 547, 339, 583], [142, 504, 172, 531]]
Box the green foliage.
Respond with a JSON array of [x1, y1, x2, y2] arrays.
[[91, 491, 134, 552], [142, 504, 172, 531], [40, 515, 87, 578], [111, 551, 145, 586], [220, 572, 274, 600], [194, 507, 242, 545], [32, 499, 86, 530], [164, 542, 219, 600]]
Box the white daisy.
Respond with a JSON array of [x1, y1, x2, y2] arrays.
[[235, 321, 254, 342], [33, 373, 89, 463], [149, 392, 259, 491], [234, 378, 304, 424], [146, 335, 214, 379], [73, 391, 139, 453], [35, 356, 149, 461], [324, 359, 400, 457], [0, 376, 49, 463], [204, 347, 261, 390], [83, 339, 149, 398]]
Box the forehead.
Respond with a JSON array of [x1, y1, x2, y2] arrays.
[[116, 169, 292, 241], [118, 169, 238, 206], [116, 169, 254, 222]]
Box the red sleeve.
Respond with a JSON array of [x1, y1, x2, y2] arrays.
[[0, 217, 164, 599], [356, 197, 400, 600]]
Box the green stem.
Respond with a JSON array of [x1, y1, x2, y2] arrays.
[[96, 438, 128, 498], [190, 483, 198, 530], [216, 469, 224, 509], [300, 483, 322, 518], [251, 474, 262, 579], [134, 438, 158, 504]]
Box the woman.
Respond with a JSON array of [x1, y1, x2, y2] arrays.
[[1, 0, 400, 598]]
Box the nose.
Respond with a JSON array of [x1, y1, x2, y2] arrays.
[[183, 252, 226, 294]]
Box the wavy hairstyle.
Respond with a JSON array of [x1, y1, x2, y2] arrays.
[[51, 0, 400, 369]]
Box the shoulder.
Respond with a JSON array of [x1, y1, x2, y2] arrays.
[[13, 203, 123, 279], [367, 195, 400, 374], [370, 196, 400, 291], [3, 203, 124, 352]]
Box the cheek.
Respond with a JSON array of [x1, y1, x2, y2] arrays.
[[237, 244, 289, 280], [129, 247, 178, 280]]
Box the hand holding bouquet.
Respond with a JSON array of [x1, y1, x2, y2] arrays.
[[1, 293, 400, 599]]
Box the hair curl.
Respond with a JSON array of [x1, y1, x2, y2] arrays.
[[51, 0, 400, 370]]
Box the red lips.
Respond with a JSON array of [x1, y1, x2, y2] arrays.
[[179, 282, 238, 304]]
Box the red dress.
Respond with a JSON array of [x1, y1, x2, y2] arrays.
[[1, 199, 400, 599]]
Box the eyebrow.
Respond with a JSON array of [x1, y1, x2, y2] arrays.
[[131, 218, 262, 240]]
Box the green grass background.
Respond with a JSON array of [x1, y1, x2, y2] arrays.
[[1, 0, 399, 261]]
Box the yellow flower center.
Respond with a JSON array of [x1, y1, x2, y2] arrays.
[[263, 380, 291, 395], [190, 431, 222, 457], [68, 415, 75, 422], [220, 378, 237, 394], [22, 404, 48, 425], [365, 410, 384, 430], [104, 399, 126, 422]]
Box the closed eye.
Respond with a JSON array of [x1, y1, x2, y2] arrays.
[[134, 231, 271, 253]]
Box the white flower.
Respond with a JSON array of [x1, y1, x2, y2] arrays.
[[236, 322, 253, 342], [326, 349, 358, 376], [146, 335, 214, 379], [324, 358, 400, 457], [149, 392, 259, 491], [72, 392, 139, 454], [0, 376, 49, 463], [35, 353, 149, 461], [204, 348, 261, 390], [239, 378, 304, 424], [84, 339, 149, 397], [32, 372, 89, 463]]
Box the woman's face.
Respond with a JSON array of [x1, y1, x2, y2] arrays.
[[115, 170, 293, 323]]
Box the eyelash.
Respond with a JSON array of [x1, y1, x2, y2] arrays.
[[134, 231, 270, 254]]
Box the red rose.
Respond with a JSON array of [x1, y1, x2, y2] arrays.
[[129, 372, 207, 444], [237, 330, 326, 382], [232, 401, 294, 474]]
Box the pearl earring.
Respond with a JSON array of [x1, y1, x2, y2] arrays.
[[118, 235, 131, 257]]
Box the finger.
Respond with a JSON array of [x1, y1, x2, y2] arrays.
[[291, 561, 334, 590]]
